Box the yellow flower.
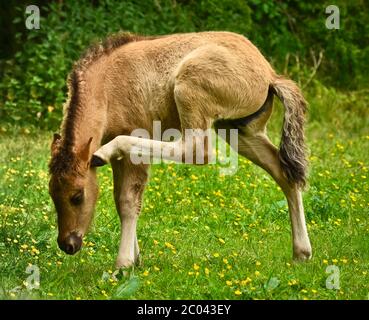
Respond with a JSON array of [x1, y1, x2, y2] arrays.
[[165, 242, 175, 250], [193, 263, 200, 271], [143, 270, 149, 276], [234, 290, 242, 296], [154, 266, 160, 271], [256, 261, 261, 266], [223, 258, 228, 264], [218, 238, 225, 244], [226, 280, 232, 286], [323, 259, 328, 264], [288, 279, 298, 286], [153, 240, 159, 245], [205, 268, 210, 276], [332, 259, 338, 264], [241, 277, 252, 286], [254, 271, 260, 276], [213, 253, 220, 258]]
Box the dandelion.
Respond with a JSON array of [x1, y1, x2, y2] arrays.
[[226, 280, 233, 286], [193, 263, 200, 271], [165, 242, 175, 250], [223, 258, 228, 264], [234, 289, 242, 296], [256, 261, 261, 266], [143, 270, 149, 276], [288, 279, 298, 286], [241, 277, 252, 286], [323, 259, 328, 264], [254, 271, 260, 276], [332, 259, 338, 264], [218, 238, 225, 244]]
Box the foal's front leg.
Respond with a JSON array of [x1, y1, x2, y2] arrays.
[[112, 159, 149, 269]]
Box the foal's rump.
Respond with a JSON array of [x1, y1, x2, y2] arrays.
[[170, 34, 274, 122]]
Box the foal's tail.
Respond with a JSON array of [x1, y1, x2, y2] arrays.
[[271, 76, 308, 189]]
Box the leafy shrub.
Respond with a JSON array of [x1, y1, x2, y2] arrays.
[[0, 0, 368, 129]]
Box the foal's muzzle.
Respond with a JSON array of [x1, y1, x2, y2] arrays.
[[58, 232, 82, 255]]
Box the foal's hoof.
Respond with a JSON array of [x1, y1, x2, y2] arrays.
[[91, 154, 108, 167], [293, 248, 312, 262], [116, 258, 135, 270], [115, 255, 141, 270]]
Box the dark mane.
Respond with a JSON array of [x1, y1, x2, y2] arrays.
[[49, 32, 156, 175], [73, 32, 150, 75]]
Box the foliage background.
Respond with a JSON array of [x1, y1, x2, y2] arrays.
[[0, 0, 368, 129]]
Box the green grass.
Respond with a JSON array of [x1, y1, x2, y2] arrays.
[[0, 85, 369, 300]]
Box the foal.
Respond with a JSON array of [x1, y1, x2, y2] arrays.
[[49, 32, 312, 269]]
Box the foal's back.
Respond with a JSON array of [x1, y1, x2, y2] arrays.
[[105, 32, 276, 132]]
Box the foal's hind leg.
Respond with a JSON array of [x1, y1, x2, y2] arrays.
[[112, 158, 149, 269], [215, 96, 312, 261]]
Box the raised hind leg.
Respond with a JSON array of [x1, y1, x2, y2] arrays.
[[215, 94, 312, 260]]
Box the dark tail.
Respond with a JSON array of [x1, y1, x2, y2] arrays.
[[271, 76, 308, 189]]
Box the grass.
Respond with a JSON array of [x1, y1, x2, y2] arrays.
[[0, 84, 368, 300]]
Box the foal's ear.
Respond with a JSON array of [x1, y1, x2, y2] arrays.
[[78, 137, 93, 163], [51, 133, 62, 156], [90, 155, 107, 168]]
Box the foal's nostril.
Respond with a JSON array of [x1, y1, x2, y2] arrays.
[[64, 243, 75, 255], [59, 233, 82, 255]]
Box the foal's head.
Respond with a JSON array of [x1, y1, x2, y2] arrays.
[[48, 134, 103, 255]]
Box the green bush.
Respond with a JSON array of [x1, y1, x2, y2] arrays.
[[0, 0, 368, 129]]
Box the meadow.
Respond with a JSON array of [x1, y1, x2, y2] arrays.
[[1, 85, 368, 300]]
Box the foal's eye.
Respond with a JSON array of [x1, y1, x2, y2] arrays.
[[70, 191, 84, 206]]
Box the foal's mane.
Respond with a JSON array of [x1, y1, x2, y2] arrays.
[[49, 32, 156, 175]]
